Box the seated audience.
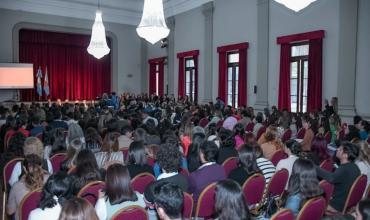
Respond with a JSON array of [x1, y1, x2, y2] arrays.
[[282, 158, 323, 216], [300, 115, 315, 152], [260, 126, 283, 160], [253, 112, 264, 137], [126, 141, 154, 178], [61, 138, 83, 172], [189, 141, 226, 203], [276, 140, 301, 183], [354, 141, 370, 193], [254, 144, 276, 184], [153, 182, 184, 220], [228, 144, 260, 186], [233, 123, 245, 149], [7, 154, 49, 220], [75, 149, 103, 190], [355, 199, 370, 220], [118, 125, 133, 149], [187, 132, 206, 172], [95, 132, 124, 168], [317, 142, 360, 212], [4, 114, 30, 147], [58, 197, 99, 220], [215, 179, 251, 220], [29, 172, 73, 220], [310, 128, 330, 164], [95, 164, 145, 220], [217, 128, 238, 164], [85, 127, 102, 153]]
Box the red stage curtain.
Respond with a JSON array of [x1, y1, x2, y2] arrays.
[[158, 61, 164, 96], [178, 57, 185, 98], [278, 43, 292, 111], [217, 51, 227, 102], [148, 62, 157, 95], [238, 48, 247, 107], [307, 38, 323, 112], [19, 29, 111, 101]]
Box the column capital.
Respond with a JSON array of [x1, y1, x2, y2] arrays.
[[202, 2, 214, 17]]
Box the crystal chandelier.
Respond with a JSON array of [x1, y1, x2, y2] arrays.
[[87, 9, 110, 59], [136, 0, 170, 45], [274, 0, 317, 12]]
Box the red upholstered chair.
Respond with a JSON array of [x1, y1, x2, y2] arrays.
[[242, 173, 265, 206], [265, 169, 289, 199], [77, 181, 106, 206], [199, 118, 209, 128], [50, 153, 67, 173], [296, 197, 326, 220], [245, 122, 255, 132], [216, 120, 224, 129], [324, 132, 331, 143], [195, 183, 216, 219], [270, 150, 288, 166], [131, 172, 156, 194], [256, 127, 266, 140], [120, 148, 129, 160], [36, 133, 43, 141], [19, 188, 42, 220], [367, 185, 370, 199], [222, 157, 238, 176], [319, 159, 334, 172], [338, 129, 345, 141], [183, 192, 194, 219], [270, 208, 294, 220], [111, 205, 148, 220], [296, 128, 306, 139], [281, 129, 292, 143], [319, 180, 334, 208], [179, 168, 190, 177], [147, 156, 156, 167], [341, 175, 367, 214]]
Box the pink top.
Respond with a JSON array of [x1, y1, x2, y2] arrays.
[[235, 135, 244, 150]]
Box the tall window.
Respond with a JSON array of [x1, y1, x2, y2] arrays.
[[290, 44, 309, 112], [227, 53, 239, 108], [155, 64, 159, 96], [185, 58, 195, 102]]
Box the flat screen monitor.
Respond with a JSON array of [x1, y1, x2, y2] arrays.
[[0, 63, 34, 89]]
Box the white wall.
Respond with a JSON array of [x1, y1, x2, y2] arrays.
[[355, 0, 370, 117], [213, 0, 258, 105], [0, 8, 142, 101], [268, 0, 340, 107]]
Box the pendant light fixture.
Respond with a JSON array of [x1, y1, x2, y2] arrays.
[[87, 0, 110, 59], [136, 0, 170, 45], [274, 0, 317, 12]]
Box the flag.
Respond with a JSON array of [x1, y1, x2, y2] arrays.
[[36, 66, 43, 97], [44, 66, 50, 97]]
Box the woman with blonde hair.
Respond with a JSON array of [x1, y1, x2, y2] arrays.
[[58, 198, 99, 220], [95, 132, 124, 168], [355, 141, 370, 193], [9, 137, 53, 186], [260, 126, 283, 160], [7, 154, 50, 220]]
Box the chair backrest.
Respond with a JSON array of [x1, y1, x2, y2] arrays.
[[281, 129, 292, 143], [319, 159, 333, 172], [120, 148, 129, 161], [245, 122, 255, 132], [216, 120, 224, 129], [367, 185, 370, 199], [270, 208, 294, 220], [36, 133, 43, 141], [111, 205, 148, 220], [296, 128, 306, 139], [183, 192, 194, 219], [242, 173, 265, 206], [338, 129, 345, 141], [147, 156, 156, 167], [342, 175, 368, 213], [179, 168, 190, 177], [131, 172, 156, 194], [195, 182, 216, 218], [319, 180, 334, 208], [50, 153, 67, 173], [296, 197, 326, 220], [324, 132, 331, 143], [266, 169, 289, 198], [77, 181, 106, 206], [271, 150, 288, 166], [199, 118, 209, 128], [19, 188, 42, 220], [256, 127, 266, 140], [3, 158, 24, 192], [222, 157, 238, 176]]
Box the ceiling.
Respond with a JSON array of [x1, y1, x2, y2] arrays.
[[0, 0, 213, 25]]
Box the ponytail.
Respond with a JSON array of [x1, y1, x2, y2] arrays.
[[23, 154, 45, 190]]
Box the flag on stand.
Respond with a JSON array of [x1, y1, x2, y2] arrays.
[[44, 66, 50, 97], [36, 66, 43, 97]]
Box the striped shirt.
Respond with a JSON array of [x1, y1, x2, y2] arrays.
[[256, 157, 276, 184]]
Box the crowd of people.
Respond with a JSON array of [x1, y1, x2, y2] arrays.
[[1, 93, 370, 220]]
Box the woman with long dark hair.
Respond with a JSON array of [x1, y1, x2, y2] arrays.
[[95, 164, 145, 220], [215, 179, 250, 220], [283, 158, 323, 216], [187, 132, 206, 172], [58, 198, 99, 220], [75, 149, 103, 190], [228, 144, 260, 186], [126, 141, 154, 178]]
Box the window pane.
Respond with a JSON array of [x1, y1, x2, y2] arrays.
[[228, 53, 239, 63], [186, 83, 190, 94], [235, 81, 239, 95], [291, 79, 297, 96], [192, 70, 195, 82], [291, 62, 298, 78], [302, 96, 307, 112], [303, 79, 308, 96], [228, 95, 233, 106], [291, 95, 297, 113], [228, 68, 233, 80], [186, 71, 190, 83], [156, 64, 159, 72], [235, 67, 239, 81], [228, 81, 233, 94], [156, 72, 159, 96], [235, 95, 238, 108], [192, 82, 195, 94], [186, 59, 194, 68], [303, 60, 308, 78], [291, 44, 309, 57]]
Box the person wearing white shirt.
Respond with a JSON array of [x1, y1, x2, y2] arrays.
[[354, 141, 370, 195], [29, 172, 71, 220], [276, 140, 301, 189]]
